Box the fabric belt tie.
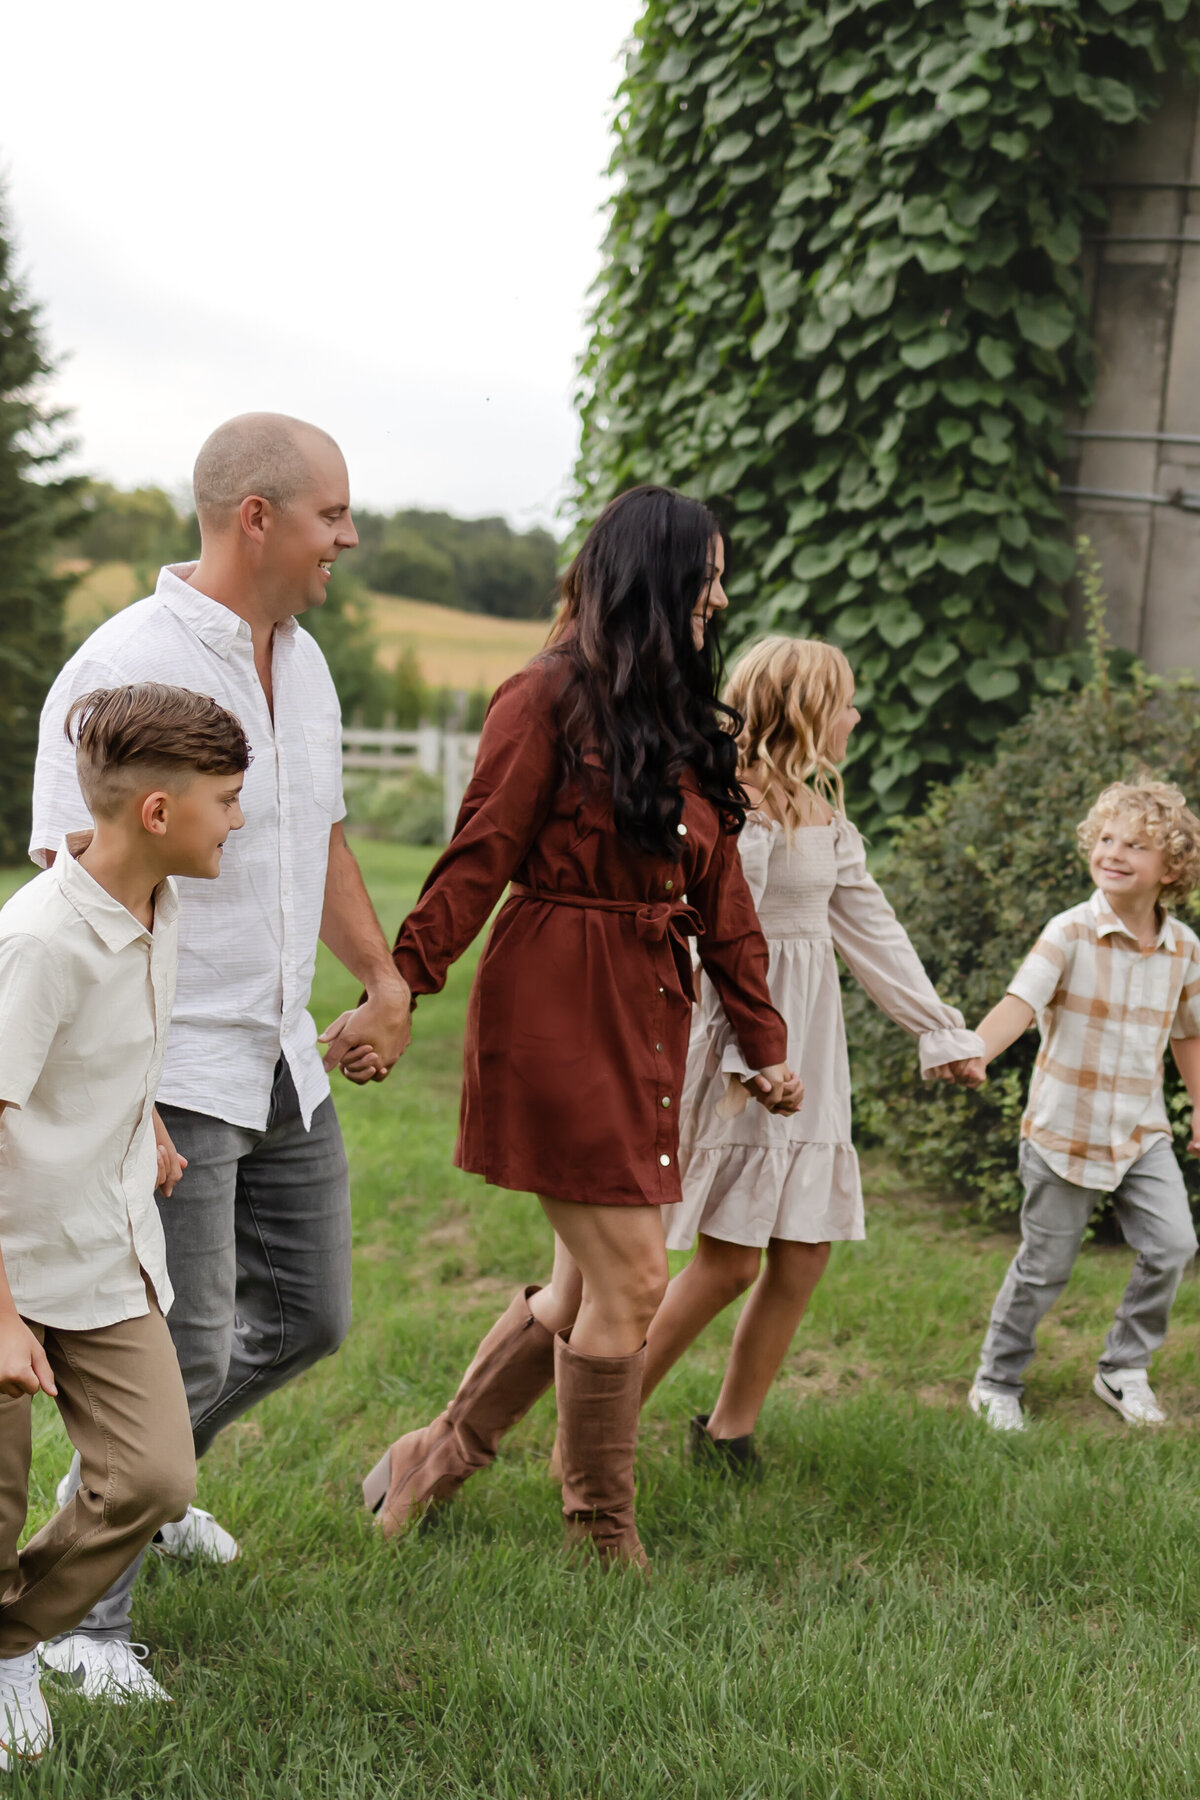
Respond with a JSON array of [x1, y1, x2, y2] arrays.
[[508, 883, 703, 998]]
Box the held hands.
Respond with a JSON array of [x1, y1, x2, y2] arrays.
[[927, 1057, 987, 1089], [319, 978, 413, 1085], [153, 1106, 187, 1197], [0, 1311, 56, 1399], [745, 1062, 805, 1115], [1188, 1111, 1200, 1155]]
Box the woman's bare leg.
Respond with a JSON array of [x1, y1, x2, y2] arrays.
[[706, 1239, 831, 1441], [538, 1197, 668, 1353], [642, 1234, 763, 1401], [529, 1233, 584, 1337]]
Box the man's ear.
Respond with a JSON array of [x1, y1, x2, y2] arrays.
[[140, 791, 171, 838], [238, 494, 270, 544]]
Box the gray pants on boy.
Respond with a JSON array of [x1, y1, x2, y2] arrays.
[[977, 1136, 1197, 1396]]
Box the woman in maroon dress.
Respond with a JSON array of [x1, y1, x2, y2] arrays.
[[360, 486, 799, 1569]]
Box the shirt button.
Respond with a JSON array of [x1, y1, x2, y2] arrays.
[[664, 879, 674, 893], [655, 1042, 663, 1053], [659, 1153, 671, 1167], [661, 1095, 671, 1108], [677, 823, 688, 837], [658, 986, 665, 996]]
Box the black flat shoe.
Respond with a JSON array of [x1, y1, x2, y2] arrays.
[[687, 1412, 763, 1479]]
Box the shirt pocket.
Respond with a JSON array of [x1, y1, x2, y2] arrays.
[[302, 720, 340, 814]]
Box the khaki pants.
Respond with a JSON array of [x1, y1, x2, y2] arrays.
[[0, 1300, 195, 1658]]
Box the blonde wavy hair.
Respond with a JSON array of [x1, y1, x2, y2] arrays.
[[723, 636, 854, 834], [1077, 777, 1200, 904]]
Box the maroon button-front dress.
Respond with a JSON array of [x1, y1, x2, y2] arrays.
[[392, 657, 788, 1208]]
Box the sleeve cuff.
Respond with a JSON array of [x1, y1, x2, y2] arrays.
[[918, 1027, 985, 1076]]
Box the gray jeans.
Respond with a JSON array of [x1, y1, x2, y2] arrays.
[[60, 1060, 351, 1641], [977, 1136, 1197, 1397]]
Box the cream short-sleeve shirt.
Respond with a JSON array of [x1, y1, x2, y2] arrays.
[[0, 841, 177, 1329]]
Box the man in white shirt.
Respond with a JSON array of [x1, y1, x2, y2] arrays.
[[30, 414, 411, 1701]]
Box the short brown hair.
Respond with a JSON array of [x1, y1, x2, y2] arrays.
[[66, 684, 251, 820], [1077, 777, 1200, 904]]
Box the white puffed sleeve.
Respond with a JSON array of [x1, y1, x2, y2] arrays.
[[827, 816, 983, 1075]]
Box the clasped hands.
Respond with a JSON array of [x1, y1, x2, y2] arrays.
[[742, 1062, 804, 1115], [927, 1057, 987, 1088], [319, 977, 414, 1085]]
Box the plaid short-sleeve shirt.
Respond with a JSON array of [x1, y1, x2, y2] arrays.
[[1008, 890, 1200, 1190]]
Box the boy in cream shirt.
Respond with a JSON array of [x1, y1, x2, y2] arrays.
[[0, 683, 248, 1769]]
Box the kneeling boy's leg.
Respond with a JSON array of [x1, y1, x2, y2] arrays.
[[1102, 1137, 1198, 1375], [977, 1146, 1094, 1396], [0, 1306, 195, 1656]]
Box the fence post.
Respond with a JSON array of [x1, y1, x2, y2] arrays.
[[417, 722, 441, 775]]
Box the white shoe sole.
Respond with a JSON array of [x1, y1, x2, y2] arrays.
[[1092, 1373, 1166, 1426]]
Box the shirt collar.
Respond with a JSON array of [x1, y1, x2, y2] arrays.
[[55, 834, 178, 953], [155, 564, 297, 658], [1089, 888, 1173, 950]]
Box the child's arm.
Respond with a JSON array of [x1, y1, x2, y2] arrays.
[[152, 1107, 188, 1197], [1169, 1038, 1200, 1153], [975, 994, 1036, 1069], [0, 1103, 57, 1400]]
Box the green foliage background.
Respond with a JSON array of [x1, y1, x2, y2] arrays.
[[846, 672, 1200, 1219], [352, 508, 557, 620], [576, 0, 1200, 830], [0, 192, 80, 863]]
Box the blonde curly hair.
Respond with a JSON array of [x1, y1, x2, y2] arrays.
[[1077, 778, 1200, 903], [723, 636, 854, 835]]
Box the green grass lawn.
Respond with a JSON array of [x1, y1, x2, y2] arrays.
[[7, 840, 1200, 1797]]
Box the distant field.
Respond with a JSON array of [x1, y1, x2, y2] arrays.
[[63, 563, 548, 693], [362, 591, 547, 688]]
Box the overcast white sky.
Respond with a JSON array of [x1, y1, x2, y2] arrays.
[[3, 0, 642, 529]]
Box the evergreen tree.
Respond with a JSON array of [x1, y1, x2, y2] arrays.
[[0, 186, 79, 862]]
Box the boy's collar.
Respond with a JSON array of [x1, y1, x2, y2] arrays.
[[1089, 888, 1172, 949], [53, 835, 178, 951]]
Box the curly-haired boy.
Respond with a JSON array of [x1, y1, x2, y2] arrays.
[[967, 778, 1200, 1432]]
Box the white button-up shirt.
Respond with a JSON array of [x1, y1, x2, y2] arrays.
[[1009, 890, 1200, 1190], [0, 842, 177, 1329], [30, 565, 345, 1131]]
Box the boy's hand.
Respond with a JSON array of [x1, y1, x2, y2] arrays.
[[0, 1313, 56, 1399], [152, 1107, 188, 1198], [745, 1064, 805, 1116]]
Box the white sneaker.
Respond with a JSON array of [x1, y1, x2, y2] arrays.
[[54, 1474, 240, 1568], [1093, 1369, 1167, 1425], [155, 1505, 240, 1564], [39, 1637, 170, 1704], [968, 1381, 1026, 1432], [0, 1649, 52, 1768]]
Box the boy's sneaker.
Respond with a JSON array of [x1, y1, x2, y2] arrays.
[[0, 1650, 52, 1768], [1093, 1369, 1167, 1425], [40, 1637, 170, 1704], [968, 1381, 1026, 1432], [54, 1474, 239, 1566]]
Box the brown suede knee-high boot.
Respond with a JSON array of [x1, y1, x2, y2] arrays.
[[554, 1330, 649, 1571], [363, 1287, 555, 1538]]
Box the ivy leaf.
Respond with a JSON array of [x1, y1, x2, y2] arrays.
[[791, 541, 844, 580], [1032, 535, 1076, 581], [750, 314, 790, 360], [911, 638, 959, 678], [935, 531, 999, 575], [915, 241, 965, 274], [965, 661, 1021, 702], [999, 549, 1037, 586], [849, 271, 897, 318], [977, 336, 1016, 380], [816, 362, 847, 401], [937, 418, 973, 450], [970, 435, 1010, 466], [1076, 73, 1139, 123], [657, 49, 691, 82], [899, 329, 963, 370], [1013, 297, 1075, 351], [796, 315, 838, 355], [821, 53, 874, 95], [900, 196, 950, 236], [1033, 215, 1082, 263], [992, 130, 1029, 160], [786, 496, 828, 534], [711, 131, 754, 165], [874, 602, 924, 648], [948, 185, 999, 229], [813, 397, 848, 435], [764, 400, 806, 445]]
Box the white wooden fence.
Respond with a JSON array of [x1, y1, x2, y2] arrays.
[[342, 726, 481, 843]]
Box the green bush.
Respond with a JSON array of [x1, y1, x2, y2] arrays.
[[343, 772, 445, 847], [845, 673, 1200, 1221]]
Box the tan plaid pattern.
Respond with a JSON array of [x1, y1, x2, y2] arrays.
[[1008, 891, 1200, 1190]]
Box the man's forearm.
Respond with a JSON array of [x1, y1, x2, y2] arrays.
[[320, 825, 406, 992], [1170, 1036, 1200, 1108]]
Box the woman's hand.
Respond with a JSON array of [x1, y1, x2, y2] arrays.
[[320, 979, 413, 1084], [927, 1057, 987, 1089], [153, 1106, 188, 1197], [745, 1063, 804, 1115]]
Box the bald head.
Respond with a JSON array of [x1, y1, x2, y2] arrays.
[[193, 413, 342, 533]]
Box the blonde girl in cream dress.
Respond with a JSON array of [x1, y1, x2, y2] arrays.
[[650, 637, 984, 1470]]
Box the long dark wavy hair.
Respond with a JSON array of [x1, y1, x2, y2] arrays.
[[547, 485, 745, 860]]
